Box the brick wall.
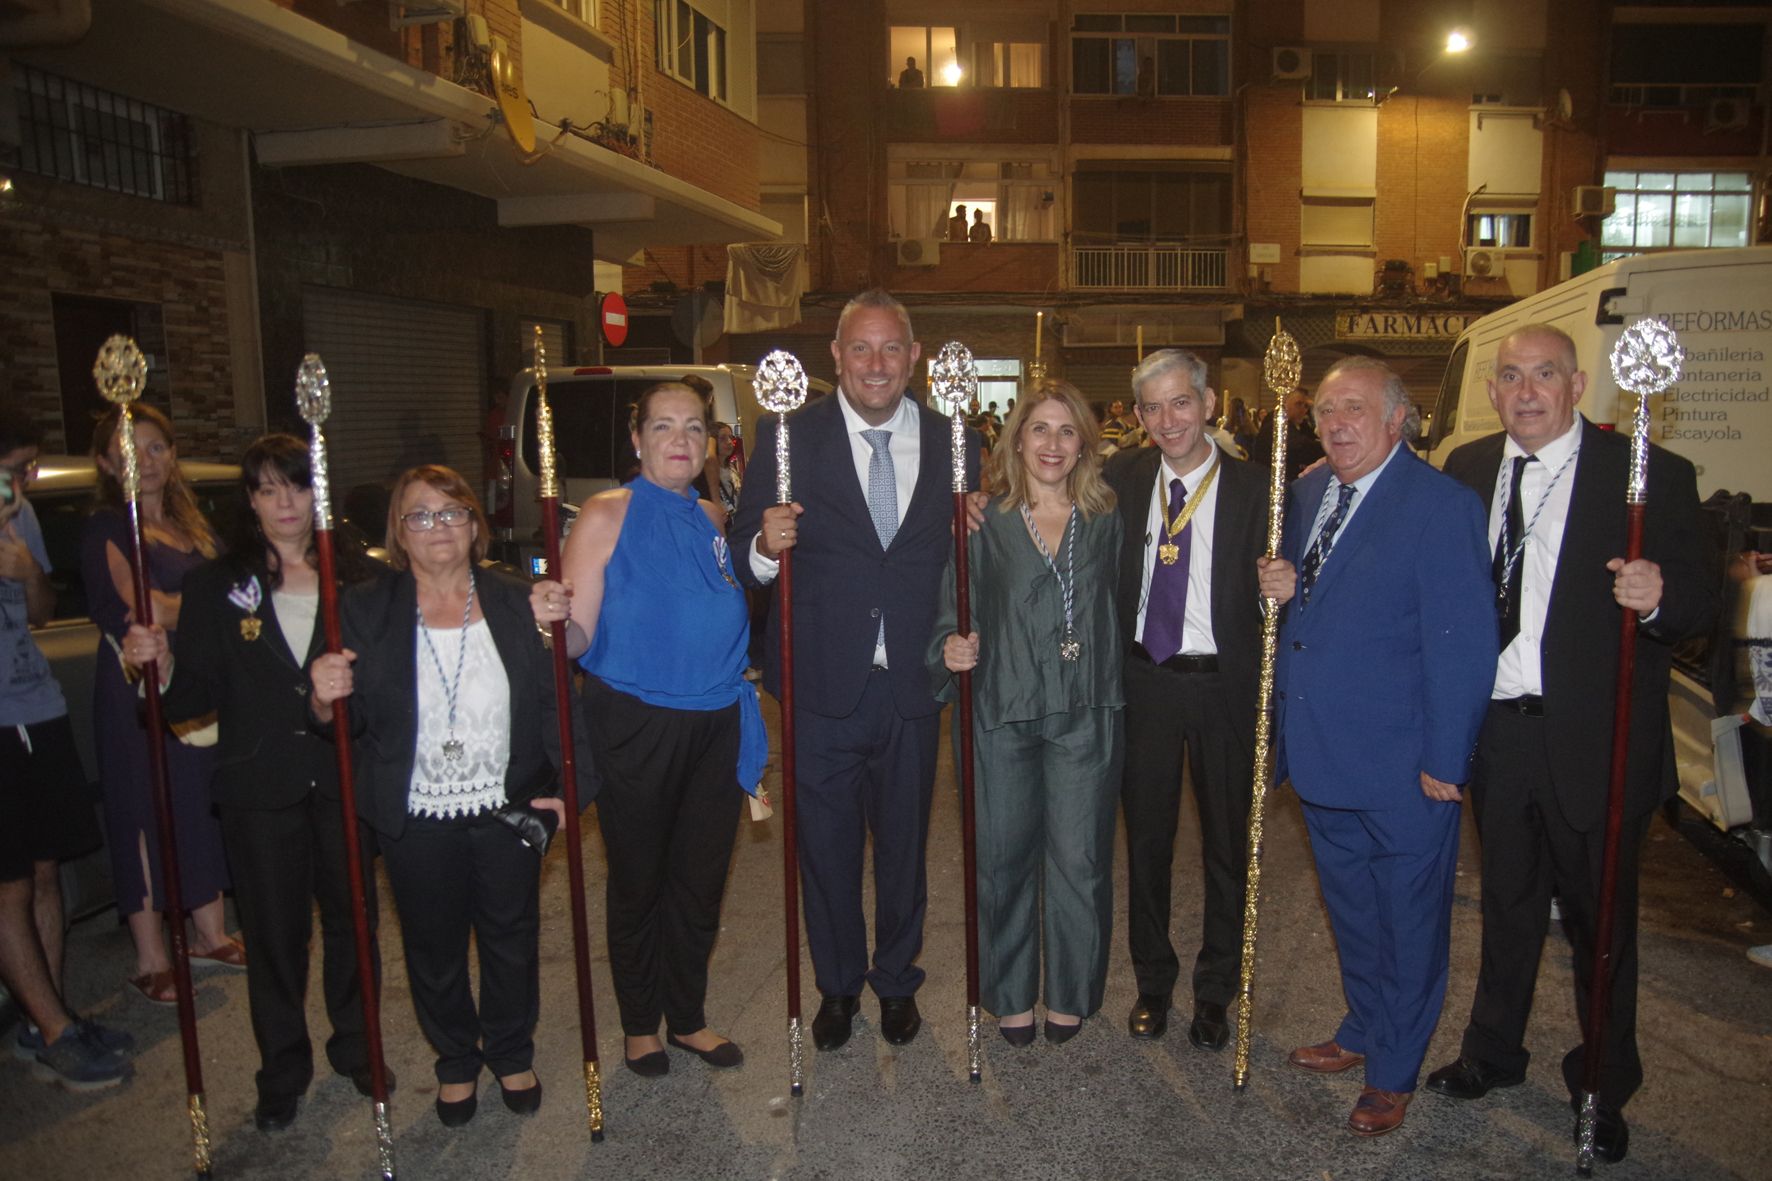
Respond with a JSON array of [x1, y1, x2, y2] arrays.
[[1374, 96, 1468, 281], [808, 0, 886, 292], [1068, 97, 1233, 146], [882, 243, 1061, 293], [1242, 86, 1303, 293]]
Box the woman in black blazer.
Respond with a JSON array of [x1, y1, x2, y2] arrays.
[[309, 464, 565, 1128], [124, 434, 388, 1132]]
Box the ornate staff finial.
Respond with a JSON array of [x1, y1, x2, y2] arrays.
[[756, 350, 809, 506], [93, 335, 149, 503], [1609, 319, 1683, 506], [295, 354, 337, 530], [1263, 317, 1302, 399], [933, 342, 978, 495], [533, 326, 559, 502]]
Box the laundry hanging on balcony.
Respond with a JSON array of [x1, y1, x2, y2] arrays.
[[725, 243, 807, 334]]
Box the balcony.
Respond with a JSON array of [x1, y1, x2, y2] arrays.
[[882, 88, 1060, 144], [1070, 244, 1228, 290]]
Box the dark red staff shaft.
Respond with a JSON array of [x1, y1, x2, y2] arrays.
[[539, 495, 605, 1139], [124, 500, 209, 1179], [1578, 502, 1646, 1139], [779, 546, 804, 1094], [953, 494, 981, 1029], [312, 528, 393, 1113]]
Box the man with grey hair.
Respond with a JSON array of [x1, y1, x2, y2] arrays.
[[732, 288, 979, 1052], [1105, 348, 1269, 1050], [1256, 355, 1496, 1136]]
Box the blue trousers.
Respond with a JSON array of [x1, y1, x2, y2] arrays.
[[1299, 795, 1461, 1093]]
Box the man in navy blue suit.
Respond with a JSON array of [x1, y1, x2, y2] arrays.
[[1257, 357, 1496, 1137], [732, 289, 976, 1051]]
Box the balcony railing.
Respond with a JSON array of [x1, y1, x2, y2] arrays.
[[1070, 244, 1227, 290]]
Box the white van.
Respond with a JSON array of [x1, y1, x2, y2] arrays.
[[1422, 247, 1772, 850], [1423, 246, 1772, 502], [488, 363, 833, 572]]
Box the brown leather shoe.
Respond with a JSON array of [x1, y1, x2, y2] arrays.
[[1287, 1039, 1365, 1073], [1347, 1086, 1412, 1136]]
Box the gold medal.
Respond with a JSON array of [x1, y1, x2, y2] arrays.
[[240, 616, 262, 642], [1158, 543, 1180, 565]]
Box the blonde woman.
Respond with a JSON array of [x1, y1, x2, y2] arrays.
[[930, 381, 1124, 1046]]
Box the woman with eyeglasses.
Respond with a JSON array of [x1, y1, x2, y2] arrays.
[[81, 405, 241, 1006], [531, 381, 762, 1078], [122, 434, 389, 1131], [309, 464, 568, 1127]]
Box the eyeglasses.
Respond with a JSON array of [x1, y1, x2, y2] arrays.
[[400, 506, 473, 531]]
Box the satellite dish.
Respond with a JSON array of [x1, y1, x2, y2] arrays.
[[672, 292, 724, 349], [490, 36, 536, 154]]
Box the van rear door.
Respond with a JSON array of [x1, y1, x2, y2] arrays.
[[520, 374, 663, 504]]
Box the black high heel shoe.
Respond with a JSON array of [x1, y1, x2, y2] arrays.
[[500, 1075, 542, 1115], [1044, 1018, 1083, 1045], [999, 1021, 1037, 1048], [435, 1086, 478, 1128]]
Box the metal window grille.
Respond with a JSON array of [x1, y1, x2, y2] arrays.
[[7, 64, 197, 204]]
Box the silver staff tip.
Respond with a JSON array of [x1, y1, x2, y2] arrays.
[[931, 341, 979, 406], [1610, 318, 1683, 397], [756, 350, 809, 413], [295, 354, 333, 425], [92, 336, 147, 406]]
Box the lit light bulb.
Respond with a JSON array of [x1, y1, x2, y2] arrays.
[[941, 61, 964, 86], [1445, 30, 1472, 54]]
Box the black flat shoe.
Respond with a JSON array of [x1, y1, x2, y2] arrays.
[[500, 1076, 542, 1114], [998, 1022, 1036, 1048], [253, 1094, 299, 1133], [1427, 1055, 1526, 1100], [623, 1050, 669, 1078], [812, 995, 860, 1051], [880, 996, 921, 1046], [1187, 1000, 1229, 1052], [435, 1089, 478, 1128], [667, 1032, 745, 1069], [1044, 1018, 1082, 1045], [1127, 993, 1170, 1040]]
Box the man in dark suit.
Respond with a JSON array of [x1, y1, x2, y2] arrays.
[[1425, 325, 1716, 1164], [1104, 349, 1266, 1051], [1248, 389, 1325, 482], [1258, 357, 1496, 1137], [731, 289, 976, 1050]]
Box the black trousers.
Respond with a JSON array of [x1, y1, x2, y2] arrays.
[[219, 794, 379, 1103], [381, 813, 541, 1084], [586, 679, 742, 1037], [1459, 702, 1651, 1110], [796, 670, 941, 1000], [1120, 657, 1252, 1006]]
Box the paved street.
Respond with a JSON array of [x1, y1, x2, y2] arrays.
[[4, 696, 1769, 1180]]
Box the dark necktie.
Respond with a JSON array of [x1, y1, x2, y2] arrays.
[[1140, 477, 1190, 661], [1493, 454, 1533, 646], [1299, 483, 1355, 605]]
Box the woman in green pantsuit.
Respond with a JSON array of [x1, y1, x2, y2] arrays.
[[931, 380, 1124, 1046]]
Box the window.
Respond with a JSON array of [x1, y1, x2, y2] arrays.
[[1302, 198, 1375, 247], [975, 41, 1045, 88], [890, 26, 960, 87], [1466, 211, 1533, 248], [6, 64, 196, 203], [1072, 166, 1231, 241], [1070, 14, 1229, 97], [1609, 24, 1762, 106], [1601, 170, 1753, 254], [888, 154, 1057, 242], [548, 0, 596, 25], [655, 0, 728, 103], [1306, 51, 1377, 103]]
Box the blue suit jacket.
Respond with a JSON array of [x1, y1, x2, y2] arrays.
[[731, 393, 979, 720], [1274, 446, 1498, 810]]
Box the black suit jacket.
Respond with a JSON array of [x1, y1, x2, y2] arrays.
[[161, 558, 386, 811], [1443, 420, 1718, 829], [326, 567, 569, 840], [731, 393, 979, 720], [1104, 445, 1268, 756]]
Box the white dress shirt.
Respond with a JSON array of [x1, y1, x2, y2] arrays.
[[1491, 416, 1583, 699], [1134, 440, 1222, 655], [748, 390, 923, 667]]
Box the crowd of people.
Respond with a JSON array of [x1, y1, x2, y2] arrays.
[[0, 289, 1727, 1165]]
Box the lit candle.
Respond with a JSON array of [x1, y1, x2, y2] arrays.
[[1034, 309, 1043, 359], [1136, 324, 1144, 361]]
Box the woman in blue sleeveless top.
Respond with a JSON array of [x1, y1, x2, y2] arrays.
[[531, 381, 764, 1077]]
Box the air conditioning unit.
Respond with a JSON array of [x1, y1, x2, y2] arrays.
[[1272, 46, 1312, 81], [1572, 185, 1617, 219], [1705, 97, 1751, 132], [1464, 248, 1502, 278], [896, 238, 941, 267]]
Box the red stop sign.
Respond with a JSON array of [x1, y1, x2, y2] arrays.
[[600, 292, 629, 348]]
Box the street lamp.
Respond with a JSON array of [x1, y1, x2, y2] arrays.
[[1445, 29, 1473, 54]]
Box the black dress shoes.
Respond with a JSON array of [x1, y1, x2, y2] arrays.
[[344, 1063, 397, 1098], [1426, 1055, 1526, 1100], [435, 1088, 478, 1128], [624, 1050, 669, 1078], [1187, 1000, 1229, 1051], [253, 1094, 299, 1133], [880, 996, 922, 1045], [1043, 1018, 1082, 1045], [1127, 993, 1170, 1039], [500, 1076, 542, 1115], [1572, 1101, 1630, 1164], [998, 1021, 1036, 1048], [812, 995, 860, 1051], [667, 1032, 746, 1069]]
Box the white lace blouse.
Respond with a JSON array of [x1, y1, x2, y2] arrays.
[[407, 617, 510, 819]]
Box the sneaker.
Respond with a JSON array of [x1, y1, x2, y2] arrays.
[[74, 1019, 135, 1056], [1749, 945, 1772, 968], [33, 1026, 128, 1092], [13, 1023, 44, 1061]]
